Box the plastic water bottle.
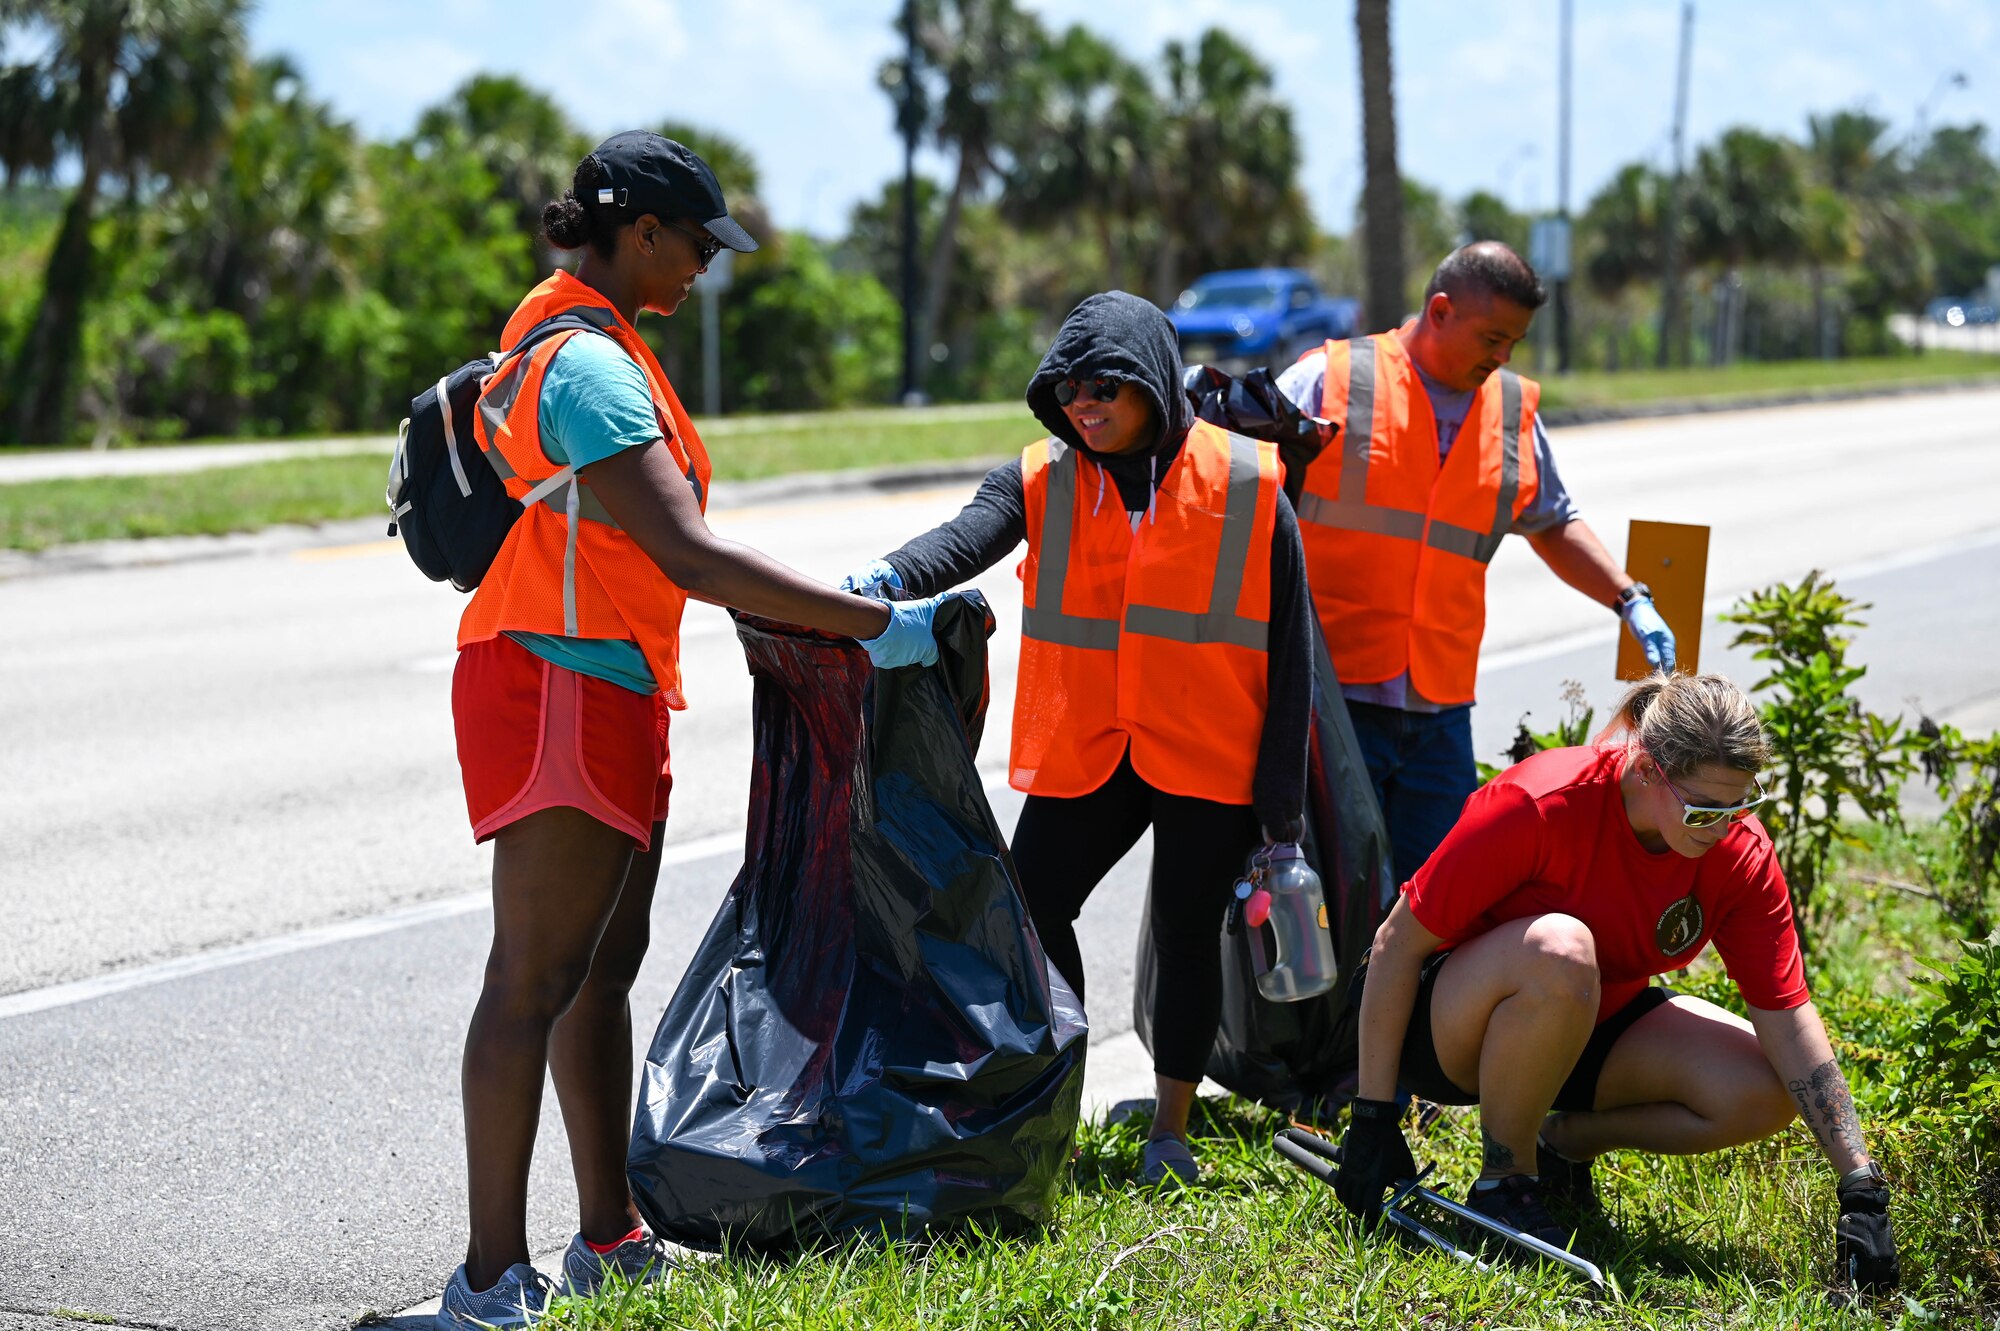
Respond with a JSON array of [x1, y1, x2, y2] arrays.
[[1245, 843, 1338, 1003]]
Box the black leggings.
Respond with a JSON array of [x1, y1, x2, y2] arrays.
[[1010, 754, 1259, 1084]]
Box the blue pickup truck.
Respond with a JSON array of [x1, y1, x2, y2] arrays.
[[1169, 268, 1362, 377]]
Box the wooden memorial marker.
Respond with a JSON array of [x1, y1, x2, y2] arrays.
[[1617, 519, 1710, 680]]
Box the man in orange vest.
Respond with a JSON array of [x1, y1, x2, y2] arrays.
[[1276, 242, 1674, 887]]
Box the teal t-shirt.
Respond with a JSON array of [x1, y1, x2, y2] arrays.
[[503, 331, 661, 695]]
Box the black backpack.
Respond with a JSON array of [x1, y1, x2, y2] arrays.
[[385, 312, 613, 592]]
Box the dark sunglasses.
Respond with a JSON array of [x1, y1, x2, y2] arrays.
[[665, 220, 723, 270], [1053, 377, 1123, 407]]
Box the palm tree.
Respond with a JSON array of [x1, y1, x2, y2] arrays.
[[0, 0, 247, 444], [1806, 109, 1928, 342], [998, 24, 1157, 292], [149, 56, 365, 433], [414, 75, 586, 275], [1685, 127, 1807, 363], [1150, 30, 1311, 302], [1355, 0, 1405, 332], [1457, 190, 1529, 253], [1581, 164, 1668, 299], [891, 0, 1043, 366]]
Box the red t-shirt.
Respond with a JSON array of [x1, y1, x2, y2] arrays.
[[1403, 746, 1808, 1022]]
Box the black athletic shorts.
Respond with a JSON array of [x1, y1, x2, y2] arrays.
[[1349, 947, 1677, 1113]]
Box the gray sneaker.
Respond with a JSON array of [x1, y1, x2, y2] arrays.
[[436, 1261, 554, 1329], [561, 1228, 674, 1296]]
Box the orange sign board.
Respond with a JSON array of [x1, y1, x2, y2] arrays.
[[1617, 520, 1710, 680]]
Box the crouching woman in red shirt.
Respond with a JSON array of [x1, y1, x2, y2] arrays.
[[1333, 671, 1898, 1291]]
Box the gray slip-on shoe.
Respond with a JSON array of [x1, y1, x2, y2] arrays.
[[1141, 1135, 1200, 1188]]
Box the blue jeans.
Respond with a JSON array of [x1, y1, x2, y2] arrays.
[[1344, 700, 1479, 888]]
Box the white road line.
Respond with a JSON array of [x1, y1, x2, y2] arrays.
[[0, 773, 1015, 1020], [16, 523, 1991, 1023], [1481, 523, 2000, 675], [0, 829, 745, 1021]]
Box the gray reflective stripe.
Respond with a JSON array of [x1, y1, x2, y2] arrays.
[[1022, 440, 1121, 649], [438, 374, 472, 498], [562, 480, 581, 636], [1025, 435, 1270, 653], [1422, 369, 1522, 565], [1122, 433, 1268, 651], [1340, 337, 1376, 501], [1298, 337, 1425, 541], [519, 465, 576, 508], [477, 351, 534, 464], [1295, 493, 1425, 538]]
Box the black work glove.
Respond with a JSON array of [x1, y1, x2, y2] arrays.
[[1334, 1097, 1419, 1222], [1835, 1163, 1900, 1294]]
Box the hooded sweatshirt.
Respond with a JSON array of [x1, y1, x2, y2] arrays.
[[884, 291, 1311, 836]]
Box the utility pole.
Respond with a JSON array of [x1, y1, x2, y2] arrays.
[[1656, 0, 1694, 369], [898, 0, 922, 405], [1554, 0, 1573, 373]]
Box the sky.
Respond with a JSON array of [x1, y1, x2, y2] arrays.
[[248, 0, 2000, 239]]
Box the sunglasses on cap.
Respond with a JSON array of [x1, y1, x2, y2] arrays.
[[1053, 377, 1123, 407], [665, 220, 724, 271], [1650, 760, 1769, 829]]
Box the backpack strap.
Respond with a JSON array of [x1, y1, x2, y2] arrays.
[[476, 311, 618, 511]]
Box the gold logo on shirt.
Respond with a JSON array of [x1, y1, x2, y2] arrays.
[[1655, 894, 1705, 956]]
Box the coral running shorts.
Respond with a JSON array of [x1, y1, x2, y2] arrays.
[[453, 634, 671, 849]]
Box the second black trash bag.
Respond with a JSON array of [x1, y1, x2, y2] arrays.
[[1133, 624, 1395, 1112], [628, 591, 1088, 1251]]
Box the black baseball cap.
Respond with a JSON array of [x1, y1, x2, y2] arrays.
[[588, 130, 758, 254]]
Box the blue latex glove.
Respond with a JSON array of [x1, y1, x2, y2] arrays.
[[839, 558, 903, 596], [1619, 592, 1677, 671], [860, 593, 945, 669]]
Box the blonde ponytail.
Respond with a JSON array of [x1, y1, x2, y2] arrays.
[[1598, 671, 1770, 777]]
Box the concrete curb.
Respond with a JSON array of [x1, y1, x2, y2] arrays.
[[7, 372, 1998, 583]]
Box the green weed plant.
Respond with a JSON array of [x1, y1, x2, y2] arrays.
[[1721, 571, 1919, 950], [1915, 721, 2000, 937]]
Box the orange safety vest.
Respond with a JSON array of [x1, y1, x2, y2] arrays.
[[457, 270, 713, 709], [1295, 332, 1539, 706], [1012, 420, 1279, 806]]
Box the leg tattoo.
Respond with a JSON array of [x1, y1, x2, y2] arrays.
[[1787, 1058, 1868, 1161]]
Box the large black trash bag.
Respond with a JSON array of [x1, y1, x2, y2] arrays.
[[1182, 363, 1337, 508], [1133, 622, 1394, 1112], [628, 591, 1088, 1250]]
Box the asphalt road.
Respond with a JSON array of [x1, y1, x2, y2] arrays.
[[3, 389, 1998, 1328]]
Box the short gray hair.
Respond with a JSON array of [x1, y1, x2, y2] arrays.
[[1424, 241, 1547, 311]]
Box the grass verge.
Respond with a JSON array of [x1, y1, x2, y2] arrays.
[[4, 354, 1997, 553], [541, 844, 1996, 1331], [1535, 351, 2000, 414], [0, 405, 1041, 553]]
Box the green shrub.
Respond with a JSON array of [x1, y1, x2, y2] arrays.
[[1916, 720, 2000, 937], [1721, 571, 1919, 948]]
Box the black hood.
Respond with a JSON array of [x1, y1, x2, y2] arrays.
[[1026, 291, 1192, 463]]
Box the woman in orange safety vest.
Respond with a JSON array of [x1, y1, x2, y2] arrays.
[[436, 133, 950, 1328], [842, 292, 1316, 1190]]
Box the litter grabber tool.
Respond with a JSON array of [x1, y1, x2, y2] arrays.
[[1273, 1127, 1609, 1296]]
